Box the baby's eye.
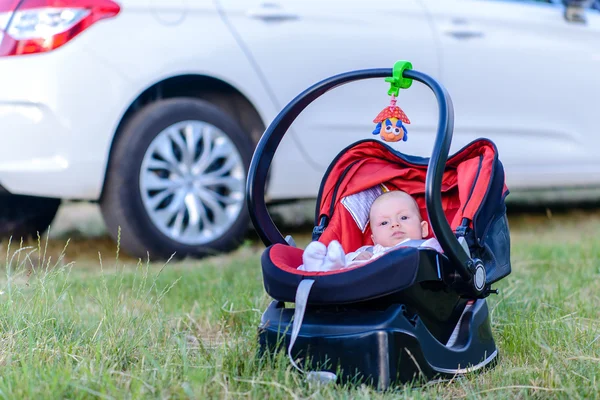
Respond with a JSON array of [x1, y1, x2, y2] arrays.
[[400, 216, 409, 220], [380, 221, 388, 226]]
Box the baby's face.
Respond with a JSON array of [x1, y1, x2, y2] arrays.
[[370, 194, 428, 248]]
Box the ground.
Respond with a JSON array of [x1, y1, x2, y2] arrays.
[[0, 202, 598, 399]]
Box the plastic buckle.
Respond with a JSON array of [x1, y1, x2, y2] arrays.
[[312, 216, 328, 241], [456, 220, 477, 248], [455, 225, 468, 237], [311, 225, 324, 241]]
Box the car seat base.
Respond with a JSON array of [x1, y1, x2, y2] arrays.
[[258, 298, 498, 388]]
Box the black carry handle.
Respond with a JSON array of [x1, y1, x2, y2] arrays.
[[246, 68, 476, 288]]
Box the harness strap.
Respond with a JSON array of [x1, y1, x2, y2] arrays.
[[288, 279, 337, 384]]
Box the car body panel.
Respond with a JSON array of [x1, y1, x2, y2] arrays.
[[0, 0, 304, 200], [0, 0, 598, 202], [423, 0, 600, 190], [218, 0, 442, 172]]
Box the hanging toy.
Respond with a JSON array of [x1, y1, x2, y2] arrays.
[[372, 95, 410, 142], [372, 60, 413, 143]]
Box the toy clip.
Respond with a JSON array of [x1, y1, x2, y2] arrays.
[[385, 60, 413, 96]]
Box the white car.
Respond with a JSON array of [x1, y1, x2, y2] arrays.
[[0, 0, 598, 259]]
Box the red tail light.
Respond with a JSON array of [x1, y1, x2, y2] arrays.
[[0, 0, 120, 57]]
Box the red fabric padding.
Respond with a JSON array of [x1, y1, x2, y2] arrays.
[[269, 244, 303, 274], [316, 139, 503, 254]]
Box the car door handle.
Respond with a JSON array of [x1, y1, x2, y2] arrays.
[[247, 3, 298, 22], [445, 29, 484, 39], [443, 18, 483, 40]]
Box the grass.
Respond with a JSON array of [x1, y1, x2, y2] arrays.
[[0, 208, 599, 399]]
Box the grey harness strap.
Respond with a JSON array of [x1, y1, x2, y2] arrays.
[[288, 279, 337, 384]]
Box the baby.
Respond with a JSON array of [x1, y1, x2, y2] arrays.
[[299, 190, 441, 272]]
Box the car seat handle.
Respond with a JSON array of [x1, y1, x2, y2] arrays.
[[246, 67, 479, 293]]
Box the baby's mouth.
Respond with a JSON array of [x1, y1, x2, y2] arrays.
[[392, 231, 405, 238]]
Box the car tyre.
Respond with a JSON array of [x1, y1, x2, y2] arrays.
[[100, 98, 254, 260]]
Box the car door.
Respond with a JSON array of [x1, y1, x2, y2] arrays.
[[421, 0, 600, 190], [216, 0, 441, 171]]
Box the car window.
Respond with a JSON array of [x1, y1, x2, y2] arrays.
[[550, 0, 600, 9], [488, 0, 599, 11], [491, 0, 552, 4]]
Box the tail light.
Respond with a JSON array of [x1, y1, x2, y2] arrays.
[[0, 0, 120, 57]]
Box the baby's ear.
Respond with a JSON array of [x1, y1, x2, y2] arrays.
[[421, 221, 429, 238]]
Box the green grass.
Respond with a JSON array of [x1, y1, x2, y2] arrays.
[[0, 209, 599, 399]]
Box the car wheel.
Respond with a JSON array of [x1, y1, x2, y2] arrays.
[[101, 98, 254, 260], [0, 194, 61, 241]]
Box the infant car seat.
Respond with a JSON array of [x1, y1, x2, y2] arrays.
[[246, 65, 511, 388]]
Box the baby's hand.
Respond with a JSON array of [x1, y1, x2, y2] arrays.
[[354, 251, 373, 261]]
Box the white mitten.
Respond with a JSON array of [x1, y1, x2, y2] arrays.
[[321, 240, 347, 271]]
